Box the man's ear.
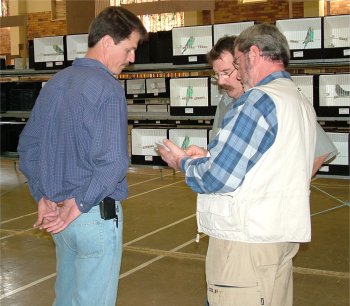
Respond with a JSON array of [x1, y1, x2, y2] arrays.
[[248, 45, 263, 65], [101, 35, 114, 49]]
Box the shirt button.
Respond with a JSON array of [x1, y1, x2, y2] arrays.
[[80, 204, 83, 207]]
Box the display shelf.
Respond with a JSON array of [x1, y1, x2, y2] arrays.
[[0, 76, 20, 82], [125, 62, 211, 72], [0, 112, 31, 119], [128, 112, 212, 120], [315, 174, 349, 180], [318, 117, 350, 121], [0, 69, 59, 76], [0, 111, 214, 125], [0, 66, 213, 83], [1, 59, 348, 79], [1, 60, 348, 176], [287, 59, 350, 74], [317, 117, 350, 122], [128, 112, 213, 127], [124, 61, 350, 76]]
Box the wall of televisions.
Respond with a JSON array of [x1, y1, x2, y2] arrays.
[[0, 15, 349, 177]]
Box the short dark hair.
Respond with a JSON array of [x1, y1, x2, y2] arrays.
[[234, 23, 290, 67], [88, 6, 147, 48], [207, 35, 236, 65]]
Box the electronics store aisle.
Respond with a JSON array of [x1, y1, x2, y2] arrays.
[[0, 158, 349, 306]]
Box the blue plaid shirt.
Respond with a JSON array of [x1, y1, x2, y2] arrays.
[[180, 72, 292, 194], [18, 58, 129, 212]]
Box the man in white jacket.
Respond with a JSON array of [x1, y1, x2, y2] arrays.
[[158, 24, 317, 306], [209, 35, 337, 174]]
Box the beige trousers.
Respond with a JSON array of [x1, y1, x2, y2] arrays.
[[206, 238, 299, 306]]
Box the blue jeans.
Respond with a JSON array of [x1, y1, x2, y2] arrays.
[[52, 202, 123, 306]]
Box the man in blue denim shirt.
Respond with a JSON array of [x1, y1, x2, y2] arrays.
[[18, 7, 147, 306]]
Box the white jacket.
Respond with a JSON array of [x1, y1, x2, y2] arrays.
[[197, 78, 316, 243]]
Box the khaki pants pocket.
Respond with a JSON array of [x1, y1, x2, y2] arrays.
[[207, 284, 263, 306]]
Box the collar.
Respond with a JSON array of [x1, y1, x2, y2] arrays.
[[72, 58, 115, 78], [256, 71, 291, 87]]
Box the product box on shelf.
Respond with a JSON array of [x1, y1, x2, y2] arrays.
[[33, 35, 66, 70], [169, 77, 214, 116], [0, 118, 28, 154], [28, 40, 35, 69], [134, 32, 156, 64], [276, 17, 322, 61], [291, 75, 315, 106], [14, 58, 26, 70], [126, 79, 146, 99], [131, 128, 168, 166], [314, 73, 350, 118], [134, 31, 173, 64], [213, 21, 255, 45], [65, 34, 88, 66], [172, 25, 213, 65], [168, 128, 208, 150], [0, 83, 6, 108], [323, 14, 350, 61], [317, 131, 349, 177], [146, 104, 168, 113], [145, 77, 170, 98], [1, 81, 43, 112], [149, 30, 173, 64], [127, 104, 147, 113]]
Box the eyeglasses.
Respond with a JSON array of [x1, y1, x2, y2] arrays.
[[232, 52, 245, 70], [211, 68, 236, 81]]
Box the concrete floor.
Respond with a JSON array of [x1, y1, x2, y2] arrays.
[[0, 158, 349, 306]]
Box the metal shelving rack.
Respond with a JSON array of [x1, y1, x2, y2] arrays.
[[1, 60, 349, 178]]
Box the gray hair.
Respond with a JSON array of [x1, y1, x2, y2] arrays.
[[234, 23, 290, 67]]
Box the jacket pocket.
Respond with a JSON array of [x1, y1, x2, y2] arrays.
[[197, 193, 242, 234]]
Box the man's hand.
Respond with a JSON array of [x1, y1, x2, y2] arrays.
[[157, 139, 188, 170], [34, 197, 59, 228], [185, 145, 208, 159], [38, 198, 82, 234], [312, 153, 329, 177]]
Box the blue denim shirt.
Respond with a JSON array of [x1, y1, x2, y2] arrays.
[[18, 58, 129, 212]]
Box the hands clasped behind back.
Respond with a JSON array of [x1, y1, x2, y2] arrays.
[[34, 197, 82, 234]]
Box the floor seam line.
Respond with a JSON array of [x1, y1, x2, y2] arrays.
[[124, 245, 206, 261]]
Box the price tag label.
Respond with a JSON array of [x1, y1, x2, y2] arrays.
[[188, 56, 198, 62], [293, 51, 304, 58], [339, 108, 349, 115]]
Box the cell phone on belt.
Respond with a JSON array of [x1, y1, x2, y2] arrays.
[[99, 197, 116, 220]]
